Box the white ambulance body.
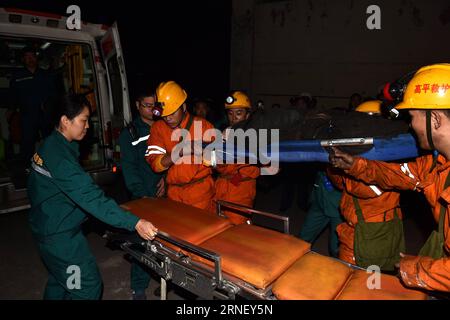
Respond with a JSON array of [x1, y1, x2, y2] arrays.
[[0, 7, 132, 213]]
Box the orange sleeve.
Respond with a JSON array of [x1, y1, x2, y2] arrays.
[[326, 167, 345, 190], [346, 157, 425, 192], [342, 179, 381, 199], [239, 165, 260, 179], [165, 117, 213, 185], [145, 121, 169, 173], [400, 254, 450, 292], [217, 164, 260, 179]]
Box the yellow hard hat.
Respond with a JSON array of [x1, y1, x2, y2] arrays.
[[156, 81, 187, 116], [355, 100, 382, 115], [396, 63, 450, 110], [225, 91, 251, 109]]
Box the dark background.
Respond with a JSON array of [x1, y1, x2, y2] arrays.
[[0, 0, 231, 106]]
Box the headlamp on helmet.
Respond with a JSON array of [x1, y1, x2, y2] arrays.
[[152, 102, 164, 117], [381, 70, 416, 118], [156, 81, 188, 117], [225, 95, 236, 105], [224, 91, 251, 109], [380, 100, 401, 119]]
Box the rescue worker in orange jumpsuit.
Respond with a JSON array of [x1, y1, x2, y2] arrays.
[[327, 100, 403, 268], [214, 91, 260, 224], [330, 64, 450, 292], [145, 81, 215, 211]]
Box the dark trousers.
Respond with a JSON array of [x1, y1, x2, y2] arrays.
[[20, 112, 53, 165], [130, 261, 151, 292], [35, 230, 103, 300], [279, 163, 317, 211], [299, 172, 343, 257]]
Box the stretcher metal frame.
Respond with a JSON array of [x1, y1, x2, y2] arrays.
[[109, 200, 293, 300], [106, 199, 435, 300]]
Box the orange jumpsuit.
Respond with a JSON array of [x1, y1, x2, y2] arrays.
[[346, 154, 450, 291], [327, 168, 402, 265], [145, 113, 215, 212], [214, 164, 260, 225]]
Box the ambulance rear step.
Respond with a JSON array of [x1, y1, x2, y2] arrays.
[[0, 182, 30, 214]]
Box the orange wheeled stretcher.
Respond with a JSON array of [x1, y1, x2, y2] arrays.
[[112, 197, 427, 300]]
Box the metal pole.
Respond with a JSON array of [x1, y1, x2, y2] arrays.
[[161, 277, 167, 300]]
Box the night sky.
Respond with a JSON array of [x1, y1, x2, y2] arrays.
[[1, 0, 231, 106]]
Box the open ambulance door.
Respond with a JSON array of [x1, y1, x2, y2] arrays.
[[99, 22, 131, 164]]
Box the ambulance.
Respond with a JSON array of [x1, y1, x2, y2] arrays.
[[0, 7, 132, 213]]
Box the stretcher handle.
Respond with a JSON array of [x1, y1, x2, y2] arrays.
[[320, 137, 374, 147], [216, 200, 290, 234], [155, 230, 223, 283]]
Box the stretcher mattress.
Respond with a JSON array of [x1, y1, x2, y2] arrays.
[[122, 198, 427, 300], [272, 252, 426, 300], [121, 198, 232, 245], [195, 223, 310, 290]]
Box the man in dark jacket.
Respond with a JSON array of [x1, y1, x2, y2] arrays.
[[9, 46, 57, 167], [119, 90, 165, 299]]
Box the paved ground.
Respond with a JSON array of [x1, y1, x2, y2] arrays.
[[0, 172, 434, 300]]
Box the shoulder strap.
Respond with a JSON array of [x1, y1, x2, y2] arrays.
[[438, 205, 445, 235], [438, 171, 450, 234], [352, 196, 365, 223], [393, 207, 399, 220], [184, 113, 194, 132], [178, 114, 194, 145]]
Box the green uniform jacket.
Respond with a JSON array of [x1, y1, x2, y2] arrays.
[[119, 117, 163, 199], [27, 130, 139, 237]]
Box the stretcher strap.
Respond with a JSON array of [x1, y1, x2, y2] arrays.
[[169, 175, 208, 187], [218, 174, 254, 182]]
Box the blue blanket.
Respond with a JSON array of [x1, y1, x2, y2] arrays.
[[210, 133, 419, 163]]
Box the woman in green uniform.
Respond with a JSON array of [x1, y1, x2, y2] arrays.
[[27, 94, 158, 300]]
